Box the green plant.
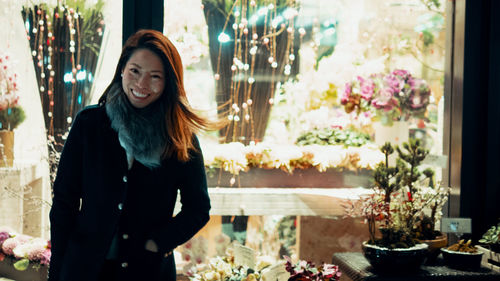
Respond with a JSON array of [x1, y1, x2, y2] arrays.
[[295, 127, 371, 147], [0, 107, 26, 131], [479, 223, 500, 246]]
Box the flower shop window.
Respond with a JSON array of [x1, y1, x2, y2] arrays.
[[0, 0, 122, 239], [165, 0, 449, 267]]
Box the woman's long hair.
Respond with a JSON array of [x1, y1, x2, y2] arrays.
[[99, 29, 214, 162]]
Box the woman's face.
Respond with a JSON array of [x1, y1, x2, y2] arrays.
[[121, 49, 165, 108]]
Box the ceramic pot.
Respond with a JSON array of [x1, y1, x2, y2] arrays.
[[362, 241, 428, 272], [420, 233, 448, 263], [441, 248, 484, 271]]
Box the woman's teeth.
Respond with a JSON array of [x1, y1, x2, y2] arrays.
[[132, 90, 148, 98]]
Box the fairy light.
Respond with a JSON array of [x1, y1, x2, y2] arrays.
[[218, 32, 230, 43], [207, 1, 298, 145]]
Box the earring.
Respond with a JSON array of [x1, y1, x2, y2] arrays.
[[120, 73, 123, 77]]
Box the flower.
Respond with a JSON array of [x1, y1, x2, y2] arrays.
[[284, 255, 341, 281], [0, 53, 25, 130], [341, 69, 431, 126], [0, 229, 51, 270]]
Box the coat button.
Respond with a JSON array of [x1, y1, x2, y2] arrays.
[[118, 203, 123, 210], [122, 176, 128, 182], [122, 233, 129, 240], [121, 262, 128, 268]]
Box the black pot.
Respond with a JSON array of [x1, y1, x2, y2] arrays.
[[362, 241, 429, 272], [441, 248, 484, 271]]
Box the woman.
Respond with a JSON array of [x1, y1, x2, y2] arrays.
[[48, 29, 213, 281]]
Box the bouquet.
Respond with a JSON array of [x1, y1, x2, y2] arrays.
[[341, 69, 431, 126]]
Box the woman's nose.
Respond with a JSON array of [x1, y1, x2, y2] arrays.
[[137, 74, 150, 89]]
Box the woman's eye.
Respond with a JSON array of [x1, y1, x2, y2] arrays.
[[130, 68, 139, 74], [152, 75, 162, 80]]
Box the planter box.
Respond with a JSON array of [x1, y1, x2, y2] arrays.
[[206, 168, 373, 188], [477, 245, 500, 272], [0, 256, 47, 281]]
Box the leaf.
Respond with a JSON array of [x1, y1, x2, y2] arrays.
[[13, 258, 30, 271]]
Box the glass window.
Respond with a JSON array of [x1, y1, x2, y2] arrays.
[[165, 0, 447, 269]]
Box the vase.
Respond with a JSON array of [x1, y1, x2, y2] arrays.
[[372, 121, 409, 148], [441, 247, 484, 271], [361, 241, 428, 272], [420, 233, 448, 264], [0, 130, 14, 167]]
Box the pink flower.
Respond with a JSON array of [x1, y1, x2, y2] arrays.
[[0, 231, 9, 246], [39, 249, 51, 265], [1, 234, 31, 256]]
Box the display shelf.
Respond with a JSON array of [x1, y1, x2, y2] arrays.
[[174, 187, 372, 216], [332, 252, 500, 281]]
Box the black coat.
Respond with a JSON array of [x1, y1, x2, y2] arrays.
[[48, 105, 211, 281]]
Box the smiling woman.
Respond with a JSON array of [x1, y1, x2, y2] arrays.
[[48, 29, 218, 281]]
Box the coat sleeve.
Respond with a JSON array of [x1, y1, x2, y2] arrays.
[[150, 135, 211, 255], [48, 112, 84, 281]]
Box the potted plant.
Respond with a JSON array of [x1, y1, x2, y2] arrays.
[[478, 222, 500, 270], [441, 239, 484, 271], [411, 168, 450, 263], [0, 54, 26, 167], [345, 139, 446, 272], [479, 222, 500, 253]]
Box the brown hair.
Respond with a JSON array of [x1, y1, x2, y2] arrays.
[[99, 29, 215, 162]]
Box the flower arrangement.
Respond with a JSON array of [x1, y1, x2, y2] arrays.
[[0, 54, 25, 131], [341, 69, 431, 126], [284, 256, 341, 281], [188, 249, 274, 281], [201, 141, 385, 177], [345, 139, 449, 249], [0, 228, 51, 271]]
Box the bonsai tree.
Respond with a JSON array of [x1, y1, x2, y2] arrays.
[[346, 138, 447, 249]]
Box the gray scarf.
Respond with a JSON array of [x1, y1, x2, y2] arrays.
[[105, 83, 167, 169]]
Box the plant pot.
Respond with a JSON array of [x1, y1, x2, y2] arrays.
[[361, 241, 428, 272], [0, 255, 48, 281], [0, 130, 14, 167], [420, 233, 448, 263], [441, 247, 484, 271]]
